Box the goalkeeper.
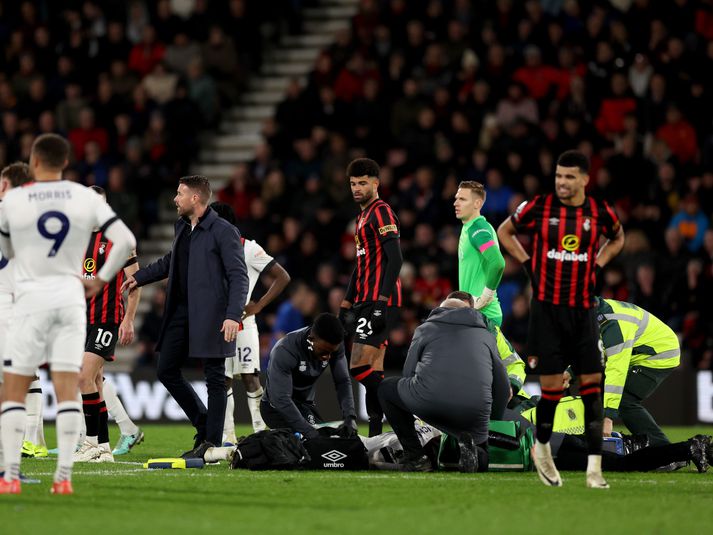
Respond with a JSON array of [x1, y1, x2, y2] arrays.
[[594, 297, 680, 446], [454, 181, 505, 325]]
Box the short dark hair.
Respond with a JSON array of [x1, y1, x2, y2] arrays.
[[311, 313, 344, 345], [31, 134, 70, 170], [0, 162, 31, 187], [346, 158, 380, 179], [90, 185, 106, 196], [556, 150, 590, 174], [210, 201, 237, 227], [458, 181, 486, 202], [447, 291, 474, 307], [179, 175, 212, 204]]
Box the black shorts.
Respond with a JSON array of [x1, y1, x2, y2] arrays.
[[85, 323, 119, 361], [349, 302, 399, 349], [526, 299, 604, 376]]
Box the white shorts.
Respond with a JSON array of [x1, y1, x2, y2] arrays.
[[3, 305, 86, 376], [225, 326, 260, 377]]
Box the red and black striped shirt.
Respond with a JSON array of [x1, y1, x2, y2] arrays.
[[83, 231, 136, 325], [512, 194, 621, 308], [353, 199, 402, 306]]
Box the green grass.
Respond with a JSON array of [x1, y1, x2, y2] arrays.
[[2, 425, 713, 535]]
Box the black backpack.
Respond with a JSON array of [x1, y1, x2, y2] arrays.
[[302, 436, 369, 471], [230, 429, 311, 470]]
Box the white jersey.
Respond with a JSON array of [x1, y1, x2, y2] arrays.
[[241, 237, 274, 329], [0, 181, 119, 314], [0, 251, 13, 304]]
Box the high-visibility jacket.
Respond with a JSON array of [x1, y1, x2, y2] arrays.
[[485, 318, 526, 395], [596, 298, 680, 419]]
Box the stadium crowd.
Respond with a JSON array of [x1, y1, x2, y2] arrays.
[[0, 0, 712, 372], [224, 0, 713, 370]]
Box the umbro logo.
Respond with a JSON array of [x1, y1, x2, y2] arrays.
[[321, 450, 347, 462], [549, 218, 560, 226]]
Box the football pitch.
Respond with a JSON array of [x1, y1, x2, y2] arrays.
[[3, 424, 713, 535]]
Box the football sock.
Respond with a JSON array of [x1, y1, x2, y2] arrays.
[[55, 401, 82, 482], [351, 366, 384, 437], [587, 454, 603, 474], [82, 392, 100, 446], [246, 387, 265, 431], [0, 402, 25, 482], [223, 388, 235, 441], [535, 387, 564, 444], [24, 380, 43, 445], [103, 379, 139, 436], [0, 419, 4, 472], [580, 382, 604, 455], [98, 400, 110, 449]]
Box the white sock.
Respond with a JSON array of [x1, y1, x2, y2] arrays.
[[77, 392, 86, 445], [535, 440, 552, 458], [223, 388, 235, 441], [103, 380, 139, 436], [587, 454, 602, 473], [55, 401, 82, 482], [247, 387, 265, 431], [24, 380, 43, 444], [204, 446, 235, 462], [1, 402, 26, 482], [0, 418, 4, 472]]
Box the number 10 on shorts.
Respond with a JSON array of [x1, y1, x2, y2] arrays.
[[95, 328, 114, 347]]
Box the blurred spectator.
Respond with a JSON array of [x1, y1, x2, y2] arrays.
[[68, 108, 108, 161], [128, 25, 165, 76], [668, 195, 709, 253]]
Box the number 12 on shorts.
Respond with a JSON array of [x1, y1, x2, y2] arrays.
[[237, 347, 252, 363]]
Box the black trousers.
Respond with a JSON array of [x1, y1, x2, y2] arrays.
[[380, 378, 490, 469], [378, 377, 426, 457], [156, 305, 227, 446], [619, 366, 673, 446], [260, 399, 323, 432], [554, 434, 691, 472]]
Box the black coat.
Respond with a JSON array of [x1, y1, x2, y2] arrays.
[[134, 208, 248, 358]]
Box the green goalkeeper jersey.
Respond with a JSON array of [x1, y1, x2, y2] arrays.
[[458, 216, 505, 325]]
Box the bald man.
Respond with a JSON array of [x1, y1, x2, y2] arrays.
[[378, 299, 510, 472]]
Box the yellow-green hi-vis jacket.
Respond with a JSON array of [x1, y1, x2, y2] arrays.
[[596, 298, 680, 419]]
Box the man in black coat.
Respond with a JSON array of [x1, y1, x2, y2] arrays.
[[123, 175, 248, 455]]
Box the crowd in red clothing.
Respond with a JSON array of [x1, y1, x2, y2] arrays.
[[217, 0, 713, 370]]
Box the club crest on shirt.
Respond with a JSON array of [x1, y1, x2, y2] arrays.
[[99, 242, 107, 255], [299, 361, 307, 372], [583, 218, 591, 232], [527, 355, 539, 369]]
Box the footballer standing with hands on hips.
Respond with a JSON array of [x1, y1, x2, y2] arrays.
[[498, 150, 624, 489]]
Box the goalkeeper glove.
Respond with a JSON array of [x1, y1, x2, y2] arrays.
[[370, 300, 387, 333], [336, 416, 359, 438], [474, 287, 495, 310]]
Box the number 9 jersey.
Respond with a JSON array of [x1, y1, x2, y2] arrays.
[[0, 181, 132, 315]]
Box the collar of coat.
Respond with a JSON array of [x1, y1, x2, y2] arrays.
[[179, 206, 217, 231]]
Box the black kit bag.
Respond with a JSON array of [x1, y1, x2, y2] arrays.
[[230, 429, 311, 470], [302, 436, 369, 471]]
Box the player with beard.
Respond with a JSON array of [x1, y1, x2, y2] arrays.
[[339, 158, 402, 437], [498, 149, 625, 489]]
